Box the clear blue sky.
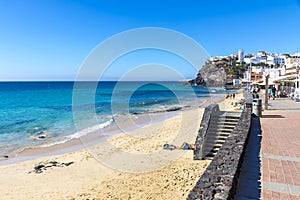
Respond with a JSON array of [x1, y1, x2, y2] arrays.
[[0, 0, 300, 81]]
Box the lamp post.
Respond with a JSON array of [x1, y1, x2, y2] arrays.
[[265, 74, 269, 110]]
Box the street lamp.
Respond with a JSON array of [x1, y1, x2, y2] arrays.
[[265, 74, 269, 110]]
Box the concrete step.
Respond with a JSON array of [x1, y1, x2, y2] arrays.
[[211, 119, 239, 124], [211, 115, 240, 118], [209, 123, 236, 127], [205, 149, 219, 155], [216, 135, 229, 140], [200, 111, 241, 160], [205, 140, 225, 147], [208, 128, 233, 132], [206, 134, 229, 139], [214, 117, 240, 121], [220, 118, 240, 122], [213, 113, 240, 118], [209, 123, 238, 128], [212, 147, 220, 152], [218, 133, 230, 137], [204, 142, 225, 150], [213, 143, 223, 148], [210, 124, 236, 129], [206, 144, 223, 152], [203, 142, 226, 159], [205, 152, 217, 158], [204, 142, 223, 149], [205, 140, 224, 145], [223, 111, 242, 116], [206, 133, 230, 139], [213, 120, 239, 124]]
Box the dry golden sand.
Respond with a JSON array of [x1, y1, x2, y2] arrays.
[[0, 93, 243, 200]]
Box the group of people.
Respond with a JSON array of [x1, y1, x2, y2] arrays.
[[225, 93, 236, 100], [250, 85, 260, 99], [250, 85, 278, 100], [249, 84, 297, 101]]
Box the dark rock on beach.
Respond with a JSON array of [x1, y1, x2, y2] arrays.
[[63, 161, 74, 166], [34, 165, 45, 174], [30, 161, 75, 174], [165, 107, 182, 112], [49, 161, 58, 166], [29, 131, 54, 140]]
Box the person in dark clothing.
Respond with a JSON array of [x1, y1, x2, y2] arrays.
[[271, 85, 276, 100]]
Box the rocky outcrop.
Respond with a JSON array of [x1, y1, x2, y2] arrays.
[[188, 71, 206, 86], [189, 60, 233, 87]]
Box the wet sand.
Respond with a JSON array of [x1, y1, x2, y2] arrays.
[[0, 92, 244, 199]]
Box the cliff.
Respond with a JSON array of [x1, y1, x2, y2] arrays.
[[189, 60, 230, 87], [189, 56, 247, 87]]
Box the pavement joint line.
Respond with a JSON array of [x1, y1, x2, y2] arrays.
[[261, 154, 300, 162], [263, 181, 300, 195]]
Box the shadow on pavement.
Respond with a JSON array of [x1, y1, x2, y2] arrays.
[[262, 114, 285, 119], [235, 115, 262, 199]]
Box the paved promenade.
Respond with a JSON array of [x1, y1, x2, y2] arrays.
[[261, 97, 300, 199]]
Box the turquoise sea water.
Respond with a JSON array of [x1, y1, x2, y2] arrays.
[[0, 81, 224, 157]]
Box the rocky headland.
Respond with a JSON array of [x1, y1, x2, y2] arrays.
[[189, 58, 246, 87]]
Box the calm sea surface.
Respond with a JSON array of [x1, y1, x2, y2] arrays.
[[0, 81, 225, 156]]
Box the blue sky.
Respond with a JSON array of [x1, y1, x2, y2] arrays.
[[0, 0, 300, 81]]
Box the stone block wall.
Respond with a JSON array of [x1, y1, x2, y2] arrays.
[[188, 103, 252, 199], [193, 104, 220, 160]]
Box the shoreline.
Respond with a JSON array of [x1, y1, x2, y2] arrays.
[[0, 111, 177, 166], [0, 107, 208, 199], [0, 91, 244, 199], [0, 92, 227, 166]]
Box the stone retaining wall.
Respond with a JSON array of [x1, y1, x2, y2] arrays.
[[193, 104, 220, 160], [188, 101, 252, 199]]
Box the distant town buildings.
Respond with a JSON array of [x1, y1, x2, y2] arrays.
[[210, 49, 300, 94], [244, 50, 299, 95]]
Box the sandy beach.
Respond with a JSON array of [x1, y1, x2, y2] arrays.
[[0, 92, 244, 200]]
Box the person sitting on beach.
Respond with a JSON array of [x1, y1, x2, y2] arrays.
[[179, 142, 195, 150], [163, 142, 195, 150]]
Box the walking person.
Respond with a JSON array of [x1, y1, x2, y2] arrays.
[[267, 86, 271, 100], [271, 85, 276, 100]]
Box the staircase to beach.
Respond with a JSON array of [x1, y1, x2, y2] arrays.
[[202, 111, 241, 159]]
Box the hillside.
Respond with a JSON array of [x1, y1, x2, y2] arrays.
[[189, 58, 247, 87]]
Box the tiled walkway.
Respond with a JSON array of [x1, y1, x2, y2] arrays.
[[261, 99, 300, 199]]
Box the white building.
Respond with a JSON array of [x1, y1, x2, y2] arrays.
[[238, 49, 244, 63], [266, 55, 275, 65], [257, 51, 267, 57], [274, 55, 286, 65], [264, 68, 281, 79], [292, 52, 300, 64], [249, 56, 266, 64], [242, 51, 286, 66]]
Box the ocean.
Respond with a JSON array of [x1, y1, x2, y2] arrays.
[[0, 81, 226, 158]]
